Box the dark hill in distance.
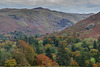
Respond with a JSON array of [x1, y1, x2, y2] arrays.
[[0, 7, 93, 35]]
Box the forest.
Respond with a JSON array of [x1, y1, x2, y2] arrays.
[[0, 33, 100, 67]]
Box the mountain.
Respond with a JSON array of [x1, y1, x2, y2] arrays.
[[0, 7, 93, 35], [59, 12, 100, 38]]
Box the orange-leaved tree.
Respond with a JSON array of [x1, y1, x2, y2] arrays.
[[36, 54, 58, 66], [70, 58, 79, 67]]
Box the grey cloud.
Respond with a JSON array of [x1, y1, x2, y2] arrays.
[[0, 0, 100, 13]]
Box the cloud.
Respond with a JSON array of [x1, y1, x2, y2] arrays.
[[0, 0, 100, 13]]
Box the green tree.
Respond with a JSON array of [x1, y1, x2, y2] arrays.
[[46, 48, 53, 60], [72, 45, 76, 52], [90, 57, 95, 64], [93, 41, 97, 49], [75, 52, 89, 66], [56, 41, 70, 66], [98, 37, 100, 44], [36, 44, 41, 54], [98, 44, 100, 52], [98, 37, 100, 51], [0, 49, 12, 66]]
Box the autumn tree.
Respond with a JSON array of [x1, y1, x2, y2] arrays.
[[12, 52, 30, 66], [70, 58, 79, 67], [93, 64, 97, 67], [90, 49, 98, 57], [36, 54, 58, 66], [4, 41, 13, 51], [85, 60, 93, 67], [43, 37, 54, 45], [17, 40, 35, 65], [5, 59, 17, 67]]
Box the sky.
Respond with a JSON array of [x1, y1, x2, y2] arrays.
[[0, 0, 100, 13]]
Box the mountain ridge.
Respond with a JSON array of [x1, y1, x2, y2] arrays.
[[0, 7, 93, 35]]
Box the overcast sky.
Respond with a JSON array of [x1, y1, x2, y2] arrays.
[[0, 0, 100, 13]]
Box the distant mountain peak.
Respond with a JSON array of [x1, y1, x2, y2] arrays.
[[34, 7, 49, 10], [34, 7, 45, 9]]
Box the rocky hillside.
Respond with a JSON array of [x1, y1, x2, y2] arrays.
[[0, 7, 93, 35], [58, 12, 100, 38]]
